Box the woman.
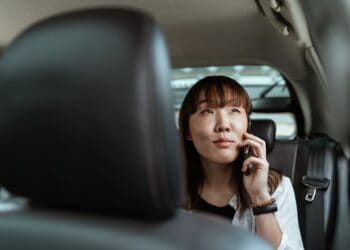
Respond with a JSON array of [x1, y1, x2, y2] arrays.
[[179, 75, 303, 250]]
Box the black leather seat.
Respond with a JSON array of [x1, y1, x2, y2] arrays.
[[251, 119, 298, 179], [0, 8, 271, 250], [294, 137, 337, 250], [252, 119, 338, 250]]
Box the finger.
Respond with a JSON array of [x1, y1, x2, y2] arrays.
[[244, 132, 266, 146], [241, 157, 269, 172], [239, 139, 264, 157], [242, 156, 265, 172]]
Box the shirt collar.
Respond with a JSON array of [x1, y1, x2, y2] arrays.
[[228, 194, 238, 209]]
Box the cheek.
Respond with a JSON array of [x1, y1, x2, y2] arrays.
[[237, 121, 248, 133], [190, 124, 211, 142], [188, 116, 212, 141], [232, 117, 249, 139]]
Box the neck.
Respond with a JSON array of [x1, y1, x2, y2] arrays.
[[200, 158, 233, 190], [199, 158, 235, 207]]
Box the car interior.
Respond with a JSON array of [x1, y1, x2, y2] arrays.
[[0, 0, 349, 249]]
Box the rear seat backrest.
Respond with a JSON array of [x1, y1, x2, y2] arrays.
[[252, 119, 338, 250], [268, 139, 299, 181], [271, 137, 337, 249], [293, 137, 337, 250], [250, 119, 276, 154], [0, 8, 272, 250], [251, 119, 299, 181]]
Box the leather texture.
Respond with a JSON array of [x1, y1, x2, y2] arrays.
[[270, 136, 338, 249], [293, 137, 337, 250], [250, 119, 276, 153], [0, 8, 272, 250], [268, 139, 299, 179], [0, 210, 271, 250], [332, 153, 350, 250], [0, 8, 181, 216]]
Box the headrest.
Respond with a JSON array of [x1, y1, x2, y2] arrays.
[[0, 8, 181, 216], [250, 119, 276, 152]]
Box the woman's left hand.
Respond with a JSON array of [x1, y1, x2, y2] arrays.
[[239, 132, 271, 202]]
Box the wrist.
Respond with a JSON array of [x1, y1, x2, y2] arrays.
[[249, 197, 277, 216], [249, 191, 271, 204]]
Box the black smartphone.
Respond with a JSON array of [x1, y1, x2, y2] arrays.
[[243, 145, 252, 176], [243, 123, 252, 175]]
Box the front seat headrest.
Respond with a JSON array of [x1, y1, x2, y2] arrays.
[[250, 119, 276, 152], [0, 8, 181, 217]]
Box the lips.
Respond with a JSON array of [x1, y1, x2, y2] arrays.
[[213, 138, 235, 147]]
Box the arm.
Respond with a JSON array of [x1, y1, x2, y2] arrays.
[[240, 133, 302, 249], [240, 132, 282, 247], [251, 177, 304, 250], [250, 193, 282, 248]]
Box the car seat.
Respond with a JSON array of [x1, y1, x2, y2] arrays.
[[0, 8, 271, 250]]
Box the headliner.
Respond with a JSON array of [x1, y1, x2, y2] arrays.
[[0, 0, 308, 80]]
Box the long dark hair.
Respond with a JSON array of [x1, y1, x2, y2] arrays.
[[179, 75, 282, 212]]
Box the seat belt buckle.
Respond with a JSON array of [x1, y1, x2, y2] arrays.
[[301, 176, 330, 202]]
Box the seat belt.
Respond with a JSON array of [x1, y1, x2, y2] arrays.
[[301, 138, 332, 250]]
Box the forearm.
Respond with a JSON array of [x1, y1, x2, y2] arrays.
[[255, 213, 282, 249], [250, 193, 282, 248]]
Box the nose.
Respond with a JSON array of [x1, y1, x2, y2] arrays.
[[214, 113, 231, 133], [215, 125, 230, 133]]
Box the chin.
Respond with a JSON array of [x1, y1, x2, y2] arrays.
[[212, 154, 239, 165]]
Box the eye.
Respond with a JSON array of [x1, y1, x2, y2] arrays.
[[231, 108, 240, 113], [200, 109, 214, 114]]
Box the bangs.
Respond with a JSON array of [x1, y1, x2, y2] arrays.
[[196, 81, 252, 113]]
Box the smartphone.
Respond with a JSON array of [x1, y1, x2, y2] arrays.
[[243, 145, 252, 176], [243, 124, 252, 175]]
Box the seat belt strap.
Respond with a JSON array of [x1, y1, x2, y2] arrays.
[[301, 138, 331, 250]]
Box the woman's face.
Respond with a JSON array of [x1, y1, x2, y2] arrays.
[[188, 91, 248, 166]]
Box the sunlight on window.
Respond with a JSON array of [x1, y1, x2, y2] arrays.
[[171, 65, 297, 139]]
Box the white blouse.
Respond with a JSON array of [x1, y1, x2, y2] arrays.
[[229, 176, 304, 250]]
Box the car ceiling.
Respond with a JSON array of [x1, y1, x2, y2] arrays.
[[0, 0, 308, 79], [1, 0, 349, 155]]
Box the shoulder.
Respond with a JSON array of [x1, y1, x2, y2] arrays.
[[272, 175, 293, 199]]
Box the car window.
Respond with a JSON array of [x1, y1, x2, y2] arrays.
[[171, 65, 296, 139]]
